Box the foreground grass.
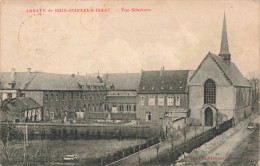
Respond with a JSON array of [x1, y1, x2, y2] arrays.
[[1, 138, 146, 165]]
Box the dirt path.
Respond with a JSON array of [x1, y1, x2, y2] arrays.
[[199, 116, 259, 166]]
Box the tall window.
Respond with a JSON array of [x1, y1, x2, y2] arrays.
[[7, 93, 12, 99], [204, 79, 216, 104], [140, 96, 145, 105], [79, 92, 83, 100], [120, 105, 124, 111], [45, 94, 48, 102], [70, 92, 73, 101], [61, 93, 65, 101], [167, 96, 174, 106], [176, 96, 180, 106], [148, 96, 155, 106], [50, 94, 53, 101], [146, 112, 151, 121], [56, 94, 59, 101], [158, 96, 164, 106]]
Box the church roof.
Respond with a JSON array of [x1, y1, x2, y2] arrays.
[[102, 73, 141, 90], [189, 52, 251, 87], [138, 70, 191, 94]]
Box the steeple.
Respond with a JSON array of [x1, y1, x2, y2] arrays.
[[219, 13, 231, 61]]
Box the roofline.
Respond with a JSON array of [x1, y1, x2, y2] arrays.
[[107, 89, 137, 91], [234, 85, 252, 88], [137, 92, 188, 94], [20, 89, 106, 92]]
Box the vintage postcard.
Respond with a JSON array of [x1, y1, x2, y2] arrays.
[[0, 0, 259, 165]]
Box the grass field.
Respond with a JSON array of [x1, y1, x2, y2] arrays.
[[1, 138, 146, 165]]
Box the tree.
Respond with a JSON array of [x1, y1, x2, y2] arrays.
[[0, 99, 18, 165]]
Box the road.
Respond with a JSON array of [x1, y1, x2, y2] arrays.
[[199, 115, 259, 166]]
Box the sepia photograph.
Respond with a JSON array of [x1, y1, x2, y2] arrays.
[[0, 0, 259, 165]]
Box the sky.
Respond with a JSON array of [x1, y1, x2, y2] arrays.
[[0, 0, 259, 77]]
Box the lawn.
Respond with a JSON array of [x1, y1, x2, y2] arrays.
[[1, 138, 146, 165]]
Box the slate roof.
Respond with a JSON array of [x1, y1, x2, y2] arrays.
[[189, 52, 251, 87], [0, 72, 38, 90], [0, 72, 104, 91], [104, 96, 136, 103], [102, 73, 141, 90], [3, 97, 41, 112], [138, 70, 190, 94]]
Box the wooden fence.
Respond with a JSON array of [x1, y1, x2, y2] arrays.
[[147, 118, 233, 165]]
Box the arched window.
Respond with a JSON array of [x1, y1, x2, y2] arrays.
[[204, 79, 216, 104], [127, 105, 131, 111], [104, 104, 109, 111], [120, 105, 124, 111]]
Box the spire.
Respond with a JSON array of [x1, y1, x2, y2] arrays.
[[219, 12, 231, 61]]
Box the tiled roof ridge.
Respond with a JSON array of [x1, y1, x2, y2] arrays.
[[209, 54, 233, 84]]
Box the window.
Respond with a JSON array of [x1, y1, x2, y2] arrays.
[[146, 112, 151, 121], [176, 96, 180, 106], [148, 96, 155, 106], [204, 79, 216, 104], [104, 104, 109, 111], [120, 105, 124, 111], [128, 93, 130, 95], [79, 92, 83, 100], [141, 96, 145, 105], [118, 93, 120, 96], [20, 93, 25, 97], [70, 92, 73, 101], [167, 96, 174, 106], [61, 93, 65, 101], [127, 105, 131, 111], [56, 94, 59, 101], [50, 94, 53, 101], [158, 96, 164, 106], [45, 94, 48, 102], [112, 93, 115, 96], [7, 93, 12, 99], [134, 105, 136, 111], [84, 95, 86, 100]]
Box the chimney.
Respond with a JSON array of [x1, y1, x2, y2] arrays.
[[160, 67, 164, 77], [77, 72, 79, 76], [86, 73, 88, 76], [11, 68, 15, 77], [27, 68, 31, 75], [71, 74, 75, 78]]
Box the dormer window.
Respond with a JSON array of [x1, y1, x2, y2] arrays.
[[161, 87, 164, 90], [8, 81, 16, 89], [151, 87, 154, 89], [143, 87, 146, 90], [169, 87, 172, 89]]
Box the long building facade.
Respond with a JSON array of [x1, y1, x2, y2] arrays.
[[0, 14, 252, 128]]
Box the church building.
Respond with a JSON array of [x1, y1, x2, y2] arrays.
[[188, 14, 252, 126]]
